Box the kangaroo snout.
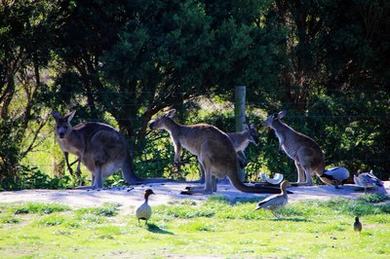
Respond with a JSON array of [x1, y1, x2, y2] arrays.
[[59, 133, 65, 138]]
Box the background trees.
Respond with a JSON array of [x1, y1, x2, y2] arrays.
[[0, 0, 388, 189], [0, 0, 59, 188]]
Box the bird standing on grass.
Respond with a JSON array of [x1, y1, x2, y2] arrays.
[[354, 216, 362, 232], [255, 180, 289, 218], [135, 189, 154, 224]]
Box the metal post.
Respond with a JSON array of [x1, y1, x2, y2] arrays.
[[235, 85, 246, 181]]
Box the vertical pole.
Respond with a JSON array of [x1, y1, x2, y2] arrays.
[[235, 85, 246, 181]]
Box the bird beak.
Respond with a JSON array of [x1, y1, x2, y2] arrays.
[[255, 206, 261, 211]]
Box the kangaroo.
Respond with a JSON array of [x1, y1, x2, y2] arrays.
[[227, 123, 259, 167], [52, 111, 168, 188], [197, 124, 259, 183], [264, 111, 325, 186], [149, 109, 281, 194]]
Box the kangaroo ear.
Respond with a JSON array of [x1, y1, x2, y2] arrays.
[[277, 110, 287, 119], [51, 111, 61, 121], [165, 109, 176, 118], [65, 110, 76, 123]]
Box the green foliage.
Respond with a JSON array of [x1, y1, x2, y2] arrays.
[[0, 0, 389, 189], [4, 166, 72, 191], [13, 202, 69, 215], [37, 214, 67, 226], [0, 119, 23, 189], [0, 0, 60, 190], [0, 215, 20, 224], [104, 173, 127, 187], [317, 199, 390, 217], [75, 203, 120, 218], [358, 194, 388, 204]]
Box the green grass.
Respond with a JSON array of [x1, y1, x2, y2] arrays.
[[13, 202, 70, 215], [0, 199, 389, 258]]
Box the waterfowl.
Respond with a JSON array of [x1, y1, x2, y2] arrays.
[[135, 189, 155, 224], [319, 167, 350, 188], [353, 170, 383, 193], [255, 180, 289, 217], [354, 216, 362, 232]]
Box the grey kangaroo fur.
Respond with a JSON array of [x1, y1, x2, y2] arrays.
[[264, 110, 325, 186], [52, 111, 169, 188], [149, 109, 281, 194], [228, 123, 259, 167], [197, 123, 259, 184]]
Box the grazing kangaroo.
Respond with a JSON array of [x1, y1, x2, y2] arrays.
[[264, 111, 325, 186], [149, 109, 281, 194], [52, 111, 168, 188]]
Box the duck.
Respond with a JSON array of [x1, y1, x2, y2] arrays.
[[135, 189, 155, 224], [353, 216, 362, 232], [353, 170, 383, 193], [319, 167, 350, 188], [255, 180, 289, 218]]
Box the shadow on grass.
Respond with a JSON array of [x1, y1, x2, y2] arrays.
[[146, 223, 174, 235], [271, 217, 310, 222]]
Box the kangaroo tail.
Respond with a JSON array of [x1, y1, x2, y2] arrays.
[[228, 169, 283, 194]]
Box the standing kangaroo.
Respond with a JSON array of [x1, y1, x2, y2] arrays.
[[228, 123, 259, 167], [52, 111, 168, 188], [264, 111, 325, 186], [149, 109, 280, 194], [197, 124, 259, 183]]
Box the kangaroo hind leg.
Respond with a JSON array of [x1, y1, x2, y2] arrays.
[[93, 165, 103, 189], [291, 160, 306, 186], [303, 167, 313, 186], [181, 159, 213, 195]]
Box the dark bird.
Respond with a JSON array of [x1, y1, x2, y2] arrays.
[[255, 180, 289, 218], [354, 216, 362, 232], [135, 189, 155, 224]]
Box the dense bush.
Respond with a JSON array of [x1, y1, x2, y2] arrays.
[[0, 0, 388, 189], [0, 165, 71, 191]]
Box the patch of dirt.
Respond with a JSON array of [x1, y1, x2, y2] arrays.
[[0, 182, 388, 210]]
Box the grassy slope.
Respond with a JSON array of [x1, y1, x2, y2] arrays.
[[0, 197, 389, 258]]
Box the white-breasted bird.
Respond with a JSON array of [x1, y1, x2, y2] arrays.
[[354, 170, 383, 193], [135, 189, 155, 224], [319, 167, 350, 188], [255, 180, 289, 217]]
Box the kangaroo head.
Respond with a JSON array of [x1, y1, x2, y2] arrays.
[[52, 111, 76, 139], [245, 123, 259, 145], [264, 110, 287, 127], [149, 109, 176, 130]]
